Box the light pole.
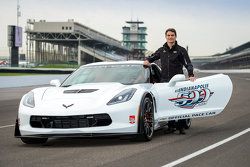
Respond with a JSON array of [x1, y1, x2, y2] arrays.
[[92, 43, 103, 62], [104, 46, 106, 61], [17, 0, 21, 27]]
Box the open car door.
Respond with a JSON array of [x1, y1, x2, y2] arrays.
[[151, 74, 233, 122]]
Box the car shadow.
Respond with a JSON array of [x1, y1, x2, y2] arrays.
[[18, 129, 169, 148]]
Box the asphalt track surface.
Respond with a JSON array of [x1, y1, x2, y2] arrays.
[[0, 72, 249, 167]]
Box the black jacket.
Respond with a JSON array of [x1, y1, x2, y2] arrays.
[[146, 41, 194, 82]]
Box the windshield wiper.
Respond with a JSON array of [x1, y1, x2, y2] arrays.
[[61, 85, 72, 87]]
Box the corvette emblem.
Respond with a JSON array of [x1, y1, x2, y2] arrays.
[[62, 104, 74, 109]]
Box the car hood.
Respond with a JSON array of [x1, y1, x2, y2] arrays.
[[41, 82, 126, 102]]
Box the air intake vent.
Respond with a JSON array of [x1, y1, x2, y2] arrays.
[[30, 114, 112, 128], [64, 89, 98, 94]]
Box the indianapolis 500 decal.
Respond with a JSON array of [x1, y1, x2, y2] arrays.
[[169, 84, 214, 109]]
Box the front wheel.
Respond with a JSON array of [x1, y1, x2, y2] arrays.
[[20, 137, 48, 144], [138, 97, 154, 141]]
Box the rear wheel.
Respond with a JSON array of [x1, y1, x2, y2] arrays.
[[20, 137, 48, 144], [138, 97, 154, 141]]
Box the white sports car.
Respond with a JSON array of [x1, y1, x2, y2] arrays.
[[15, 61, 233, 144]]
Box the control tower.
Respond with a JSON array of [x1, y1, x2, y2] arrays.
[[122, 20, 147, 60]]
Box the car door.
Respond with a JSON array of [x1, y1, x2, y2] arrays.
[[151, 74, 233, 122]]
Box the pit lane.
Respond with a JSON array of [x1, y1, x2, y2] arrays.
[[0, 72, 249, 167]]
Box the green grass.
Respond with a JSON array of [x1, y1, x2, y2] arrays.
[[37, 64, 78, 68], [0, 73, 47, 76], [0, 63, 77, 76]]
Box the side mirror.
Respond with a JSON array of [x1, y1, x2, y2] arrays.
[[50, 79, 61, 87], [168, 74, 186, 87]]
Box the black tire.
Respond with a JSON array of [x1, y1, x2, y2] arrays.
[[20, 137, 48, 144], [184, 119, 191, 129], [138, 97, 154, 141]]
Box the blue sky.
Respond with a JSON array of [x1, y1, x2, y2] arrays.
[[0, 0, 250, 57]]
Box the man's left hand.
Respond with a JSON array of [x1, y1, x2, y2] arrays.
[[188, 76, 196, 82]]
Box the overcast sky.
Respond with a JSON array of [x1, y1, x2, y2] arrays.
[[0, 0, 250, 57]]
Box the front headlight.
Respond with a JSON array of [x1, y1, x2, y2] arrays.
[[22, 91, 35, 108], [107, 88, 137, 105]]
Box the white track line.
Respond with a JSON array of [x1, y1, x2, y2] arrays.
[[0, 124, 14, 129], [162, 128, 250, 167]]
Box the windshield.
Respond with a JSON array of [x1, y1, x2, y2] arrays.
[[61, 64, 150, 86]]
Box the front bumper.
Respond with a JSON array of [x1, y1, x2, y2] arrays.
[[14, 119, 138, 138], [16, 101, 140, 137]]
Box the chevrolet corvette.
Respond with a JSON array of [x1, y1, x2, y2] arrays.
[[15, 61, 233, 144]]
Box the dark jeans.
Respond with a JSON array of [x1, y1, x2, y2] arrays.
[[168, 119, 185, 130]]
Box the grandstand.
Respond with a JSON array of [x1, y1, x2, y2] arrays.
[[192, 41, 250, 69], [25, 19, 131, 66]]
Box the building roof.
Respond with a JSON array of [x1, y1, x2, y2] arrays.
[[126, 21, 144, 24]]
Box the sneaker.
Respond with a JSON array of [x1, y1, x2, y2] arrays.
[[179, 128, 186, 135], [164, 127, 176, 134]]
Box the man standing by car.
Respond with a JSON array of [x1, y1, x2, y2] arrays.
[[143, 28, 195, 134]]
